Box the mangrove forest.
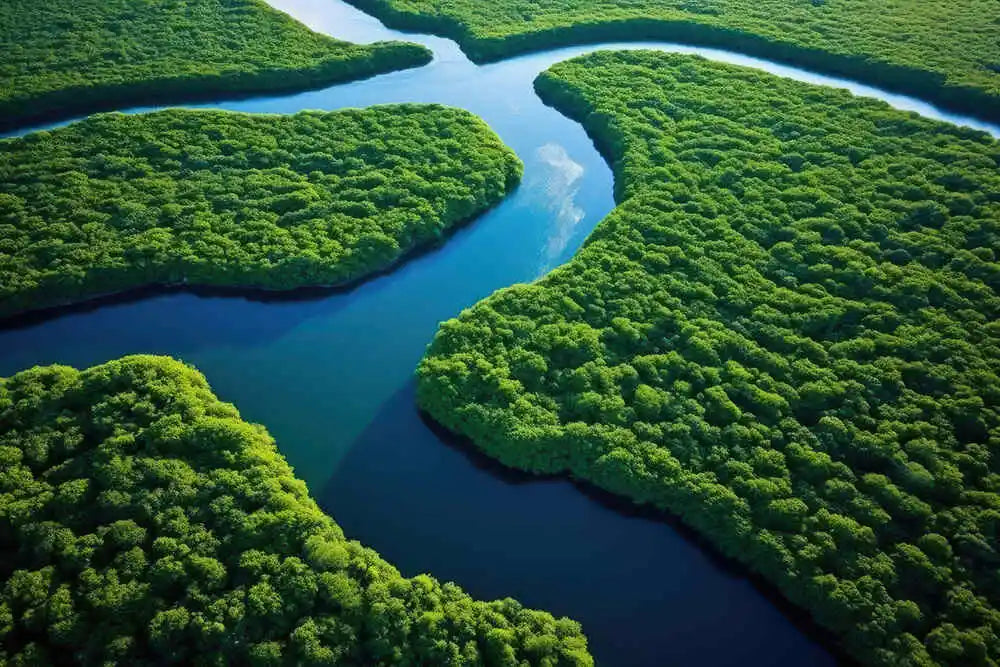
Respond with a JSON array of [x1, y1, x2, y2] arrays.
[[417, 51, 1000, 666], [0, 105, 522, 317]]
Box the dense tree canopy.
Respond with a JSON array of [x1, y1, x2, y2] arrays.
[[0, 0, 431, 130], [418, 51, 1000, 666], [346, 0, 1000, 120], [0, 105, 522, 317], [0, 355, 592, 665]]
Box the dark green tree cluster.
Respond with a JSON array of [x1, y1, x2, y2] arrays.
[[0, 0, 431, 130], [0, 355, 592, 665], [0, 105, 522, 317], [346, 0, 1000, 120], [418, 51, 1000, 665]]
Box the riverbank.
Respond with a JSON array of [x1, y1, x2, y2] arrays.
[[342, 0, 1000, 124], [1, 1, 995, 664]]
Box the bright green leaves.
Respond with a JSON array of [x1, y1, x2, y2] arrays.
[[352, 0, 1000, 115], [417, 51, 1000, 665], [0, 106, 522, 317], [0, 0, 431, 129], [0, 356, 591, 665]]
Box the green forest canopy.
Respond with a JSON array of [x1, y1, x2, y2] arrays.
[[0, 355, 592, 665], [417, 51, 1000, 666], [346, 0, 1000, 119], [0, 105, 522, 318], [0, 0, 431, 129]]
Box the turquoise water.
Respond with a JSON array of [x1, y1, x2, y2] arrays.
[[3, 2, 997, 664]]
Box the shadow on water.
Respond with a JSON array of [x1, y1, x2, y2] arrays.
[[0, 283, 342, 332], [0, 287, 343, 370], [5, 1, 993, 664], [422, 413, 858, 667], [320, 381, 852, 667], [0, 188, 512, 333]]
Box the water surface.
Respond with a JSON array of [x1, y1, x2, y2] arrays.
[[3, 2, 997, 664]]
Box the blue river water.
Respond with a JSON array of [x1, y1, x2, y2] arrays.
[[3, 2, 998, 664]]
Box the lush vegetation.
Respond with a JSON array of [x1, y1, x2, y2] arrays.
[[417, 51, 1000, 665], [346, 0, 1000, 120], [0, 355, 592, 665], [0, 0, 431, 130], [0, 105, 522, 317]]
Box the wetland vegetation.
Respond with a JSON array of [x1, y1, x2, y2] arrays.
[[0, 355, 592, 665], [0, 105, 522, 318], [3, 0, 1000, 664], [417, 51, 1000, 666], [345, 0, 1000, 120], [0, 0, 431, 129]]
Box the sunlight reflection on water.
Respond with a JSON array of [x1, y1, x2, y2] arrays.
[[534, 142, 587, 276]]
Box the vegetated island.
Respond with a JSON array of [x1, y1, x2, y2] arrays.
[[0, 0, 432, 131], [417, 51, 1000, 666], [0, 105, 522, 318], [0, 355, 593, 665], [344, 0, 1000, 122]]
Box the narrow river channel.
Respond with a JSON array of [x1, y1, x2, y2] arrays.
[[3, 2, 997, 664]]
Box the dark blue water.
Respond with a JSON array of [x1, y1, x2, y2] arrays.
[[3, 2, 997, 664]]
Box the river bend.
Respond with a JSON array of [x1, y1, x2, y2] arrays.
[[3, 2, 998, 664]]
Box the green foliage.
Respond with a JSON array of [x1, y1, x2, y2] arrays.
[[0, 105, 522, 317], [0, 0, 431, 130], [0, 355, 592, 665], [417, 51, 1000, 665], [346, 0, 1000, 120]]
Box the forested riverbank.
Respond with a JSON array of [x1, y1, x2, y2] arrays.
[[0, 355, 592, 665], [417, 51, 1000, 666], [0, 105, 522, 318], [0, 0, 431, 131], [343, 0, 1000, 122], [4, 0, 1000, 664]]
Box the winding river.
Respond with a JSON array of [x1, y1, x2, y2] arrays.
[[3, 2, 998, 665]]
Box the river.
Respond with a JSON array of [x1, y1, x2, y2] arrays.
[[3, 1, 998, 664]]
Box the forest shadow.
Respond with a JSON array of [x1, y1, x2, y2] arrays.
[[319, 379, 855, 667], [0, 282, 360, 366], [424, 403, 855, 666], [0, 184, 517, 347]]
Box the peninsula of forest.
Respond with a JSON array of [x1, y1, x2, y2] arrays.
[[0, 105, 521, 318], [0, 355, 592, 664], [0, 0, 431, 129], [418, 51, 1000, 666]]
